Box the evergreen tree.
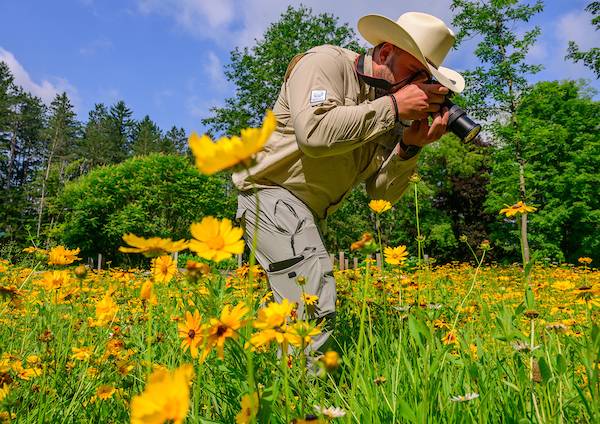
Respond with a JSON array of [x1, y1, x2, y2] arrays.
[[131, 115, 163, 156], [36, 92, 80, 238], [108, 100, 134, 161], [162, 126, 187, 154], [78, 103, 114, 171]]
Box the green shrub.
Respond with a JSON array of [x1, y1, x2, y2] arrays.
[[51, 154, 236, 264]]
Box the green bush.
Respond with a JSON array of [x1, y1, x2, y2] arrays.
[[51, 154, 236, 264]]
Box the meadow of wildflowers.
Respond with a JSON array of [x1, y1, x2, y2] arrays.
[[0, 112, 598, 423]]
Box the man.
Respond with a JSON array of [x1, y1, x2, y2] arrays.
[[233, 12, 465, 354]]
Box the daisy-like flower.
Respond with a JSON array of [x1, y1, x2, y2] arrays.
[[0, 383, 9, 402], [441, 330, 458, 346], [314, 405, 346, 418], [201, 303, 249, 361], [95, 292, 119, 326], [499, 201, 537, 217], [188, 217, 245, 262], [578, 257, 592, 265], [47, 245, 81, 266], [285, 321, 321, 348], [38, 270, 71, 291], [450, 392, 479, 402], [350, 232, 377, 253], [119, 234, 188, 258], [248, 299, 295, 350], [140, 280, 157, 304], [130, 364, 194, 424], [368, 199, 392, 214], [151, 255, 177, 284], [71, 347, 93, 361], [303, 294, 318, 306], [384, 245, 409, 265], [178, 310, 203, 358], [189, 110, 276, 175], [318, 351, 340, 371], [235, 392, 259, 424], [96, 385, 116, 400]]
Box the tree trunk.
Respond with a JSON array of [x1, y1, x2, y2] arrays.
[[519, 162, 530, 264]]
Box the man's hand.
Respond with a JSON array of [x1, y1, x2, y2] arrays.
[[402, 107, 450, 147], [392, 82, 449, 121]]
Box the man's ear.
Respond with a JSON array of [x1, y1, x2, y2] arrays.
[[377, 42, 395, 63]]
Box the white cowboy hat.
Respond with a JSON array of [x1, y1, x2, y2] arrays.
[[358, 12, 465, 93]]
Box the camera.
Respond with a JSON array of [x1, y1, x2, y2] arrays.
[[427, 77, 481, 143], [441, 97, 481, 144]]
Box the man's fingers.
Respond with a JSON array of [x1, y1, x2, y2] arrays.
[[425, 103, 441, 113], [420, 83, 450, 95]]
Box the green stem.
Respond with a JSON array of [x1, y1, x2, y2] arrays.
[[414, 183, 423, 267], [350, 259, 370, 407]]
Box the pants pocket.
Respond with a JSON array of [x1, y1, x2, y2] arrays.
[[266, 247, 333, 320]]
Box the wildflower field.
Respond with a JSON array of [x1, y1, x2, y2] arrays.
[[0, 230, 598, 423]]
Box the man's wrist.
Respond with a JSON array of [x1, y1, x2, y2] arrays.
[[398, 138, 421, 160]]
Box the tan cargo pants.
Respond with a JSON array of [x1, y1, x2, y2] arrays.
[[236, 187, 336, 354]]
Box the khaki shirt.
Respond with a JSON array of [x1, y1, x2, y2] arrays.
[[232, 44, 419, 220]]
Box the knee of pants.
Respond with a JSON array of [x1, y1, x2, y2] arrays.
[[265, 248, 336, 317]]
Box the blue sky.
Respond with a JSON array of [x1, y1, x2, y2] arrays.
[[1, 0, 598, 135]]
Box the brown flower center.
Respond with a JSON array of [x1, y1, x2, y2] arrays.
[[188, 329, 196, 339], [216, 324, 227, 337]]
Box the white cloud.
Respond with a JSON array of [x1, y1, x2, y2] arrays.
[[0, 47, 80, 108], [79, 38, 113, 56], [557, 10, 599, 51], [205, 51, 227, 89], [136, 0, 455, 48]]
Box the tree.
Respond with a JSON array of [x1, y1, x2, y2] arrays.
[[36, 92, 80, 238], [487, 81, 599, 263], [52, 154, 236, 262], [566, 1, 600, 78], [163, 126, 187, 154], [202, 5, 363, 136], [451, 0, 544, 265], [131, 115, 163, 156], [107, 100, 134, 162]]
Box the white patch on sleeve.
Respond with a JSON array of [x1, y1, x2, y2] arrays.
[[310, 89, 327, 104]]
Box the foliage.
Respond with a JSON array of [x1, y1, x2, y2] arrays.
[[201, 5, 363, 136], [486, 80, 600, 263], [51, 154, 236, 263]]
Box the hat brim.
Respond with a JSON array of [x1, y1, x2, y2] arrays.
[[358, 14, 465, 93]]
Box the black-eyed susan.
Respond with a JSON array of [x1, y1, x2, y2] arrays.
[[235, 392, 259, 424], [285, 321, 321, 348], [384, 245, 409, 265], [38, 270, 71, 291], [119, 234, 188, 258], [189, 217, 244, 262], [499, 201, 537, 217], [201, 303, 249, 361], [189, 110, 276, 175], [130, 364, 194, 424], [178, 310, 203, 358]]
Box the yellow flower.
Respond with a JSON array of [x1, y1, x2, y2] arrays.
[[96, 385, 116, 400], [441, 330, 459, 346], [38, 270, 71, 291], [119, 234, 188, 258], [71, 347, 93, 361], [151, 255, 177, 284], [285, 321, 321, 348], [350, 233, 377, 253], [189, 217, 244, 262], [235, 392, 259, 424], [369, 199, 392, 214], [140, 280, 157, 304], [22, 246, 47, 255], [0, 383, 9, 401], [47, 245, 81, 266], [578, 257, 592, 265], [201, 303, 249, 361], [95, 292, 118, 326], [318, 351, 340, 371], [552, 281, 575, 291], [499, 201, 537, 217], [384, 245, 409, 265], [130, 364, 194, 424], [188, 110, 276, 175], [178, 310, 204, 358], [253, 299, 294, 330], [303, 294, 318, 306]]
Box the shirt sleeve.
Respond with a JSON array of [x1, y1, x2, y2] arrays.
[[287, 50, 397, 158], [365, 146, 420, 204]]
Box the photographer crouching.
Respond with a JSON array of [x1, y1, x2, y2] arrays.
[[233, 12, 478, 358]]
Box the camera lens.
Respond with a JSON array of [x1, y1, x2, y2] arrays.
[[443, 99, 481, 143]]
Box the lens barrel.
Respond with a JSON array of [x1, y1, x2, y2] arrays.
[[443, 99, 481, 143]]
